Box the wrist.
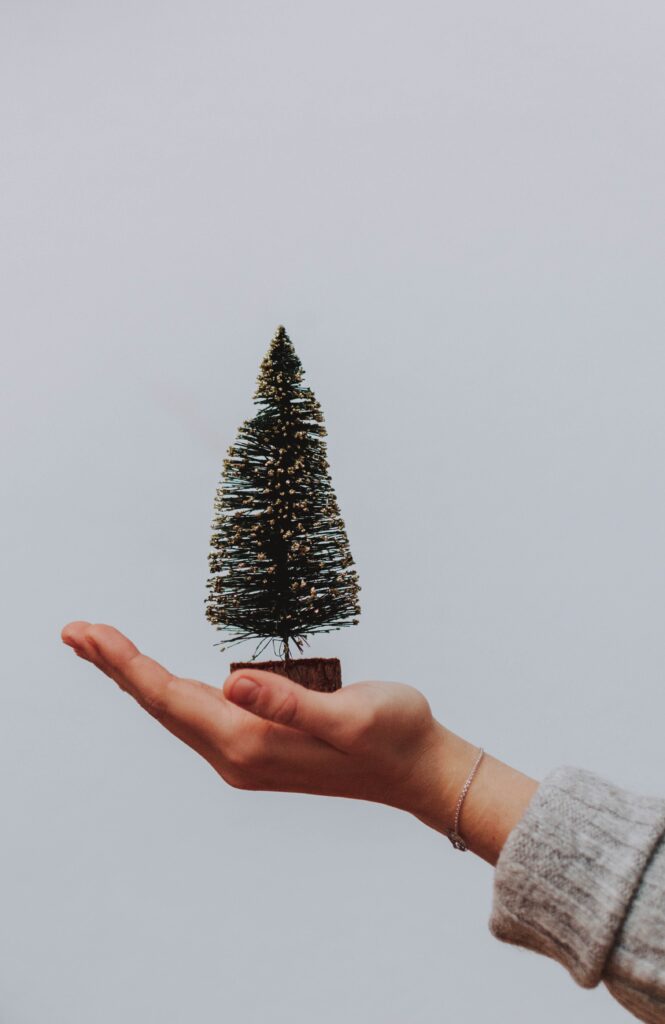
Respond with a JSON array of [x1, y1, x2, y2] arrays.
[[406, 719, 540, 866], [406, 721, 477, 837]]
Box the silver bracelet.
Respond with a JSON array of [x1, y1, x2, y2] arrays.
[[446, 747, 485, 852]]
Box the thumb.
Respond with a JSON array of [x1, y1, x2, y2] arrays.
[[223, 667, 349, 748]]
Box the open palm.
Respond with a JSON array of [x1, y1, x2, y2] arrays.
[[61, 622, 441, 818]]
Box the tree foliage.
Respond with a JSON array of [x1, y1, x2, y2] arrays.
[[205, 326, 361, 660]]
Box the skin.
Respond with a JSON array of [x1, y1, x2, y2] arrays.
[[60, 621, 539, 866]]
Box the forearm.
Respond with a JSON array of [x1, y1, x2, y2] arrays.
[[407, 724, 665, 1023], [406, 720, 540, 866]]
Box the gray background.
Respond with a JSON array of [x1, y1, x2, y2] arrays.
[[2, 2, 664, 1021]]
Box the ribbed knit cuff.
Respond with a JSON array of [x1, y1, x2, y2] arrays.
[[489, 765, 665, 988]]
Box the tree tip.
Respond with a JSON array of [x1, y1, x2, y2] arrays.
[[269, 324, 296, 354]]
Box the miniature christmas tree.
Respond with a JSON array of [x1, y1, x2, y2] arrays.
[[205, 325, 361, 691]]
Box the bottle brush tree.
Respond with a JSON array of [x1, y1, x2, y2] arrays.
[[205, 325, 361, 688]]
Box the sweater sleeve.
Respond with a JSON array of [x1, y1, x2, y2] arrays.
[[489, 765, 665, 1023]]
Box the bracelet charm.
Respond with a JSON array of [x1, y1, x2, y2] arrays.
[[446, 830, 468, 851]]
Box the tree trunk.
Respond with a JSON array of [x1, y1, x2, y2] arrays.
[[229, 657, 341, 692]]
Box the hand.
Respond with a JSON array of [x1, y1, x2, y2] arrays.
[[60, 621, 539, 863], [60, 621, 445, 818]]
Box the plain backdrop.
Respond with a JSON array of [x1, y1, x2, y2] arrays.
[[3, 2, 665, 1022]]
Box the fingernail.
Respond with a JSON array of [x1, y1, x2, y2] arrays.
[[230, 676, 260, 704]]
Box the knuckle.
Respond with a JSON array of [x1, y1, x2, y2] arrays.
[[227, 734, 262, 771], [344, 707, 380, 750], [142, 677, 176, 721], [272, 691, 298, 727], [142, 693, 167, 721]]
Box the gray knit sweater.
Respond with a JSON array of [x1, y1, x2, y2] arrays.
[[490, 766, 665, 1023]]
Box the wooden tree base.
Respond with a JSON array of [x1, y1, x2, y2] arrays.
[[229, 657, 341, 692]]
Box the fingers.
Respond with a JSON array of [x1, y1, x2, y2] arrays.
[[223, 667, 370, 751], [62, 621, 169, 697], [60, 621, 228, 745], [61, 621, 354, 789], [60, 623, 407, 804]]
